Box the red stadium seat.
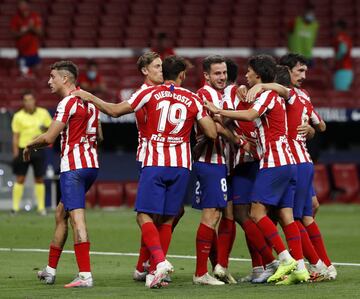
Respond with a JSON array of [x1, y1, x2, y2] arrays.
[[128, 16, 154, 27], [157, 4, 181, 15], [180, 16, 205, 27], [206, 16, 231, 27], [103, 3, 129, 16], [51, 3, 75, 15], [183, 4, 207, 15], [97, 182, 124, 207], [123, 181, 138, 207], [72, 28, 98, 39], [70, 39, 97, 47], [99, 27, 123, 39], [178, 28, 203, 39], [76, 3, 101, 15], [97, 39, 123, 47], [123, 38, 149, 48], [177, 38, 202, 47], [74, 16, 99, 27], [331, 163, 360, 203], [125, 27, 151, 39], [203, 37, 228, 47], [313, 164, 331, 203]]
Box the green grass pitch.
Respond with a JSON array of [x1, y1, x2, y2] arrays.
[[0, 204, 359, 298]]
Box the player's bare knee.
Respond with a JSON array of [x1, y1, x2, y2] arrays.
[[16, 176, 25, 184], [302, 216, 314, 227]]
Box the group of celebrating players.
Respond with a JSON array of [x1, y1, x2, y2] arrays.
[[23, 50, 337, 289]]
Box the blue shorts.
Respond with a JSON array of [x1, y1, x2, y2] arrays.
[[60, 168, 98, 211], [18, 54, 41, 68], [192, 161, 228, 210], [311, 184, 316, 197], [135, 166, 190, 216], [232, 161, 259, 205], [293, 163, 314, 219], [251, 165, 297, 208]]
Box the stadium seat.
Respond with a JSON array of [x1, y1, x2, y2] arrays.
[[70, 39, 97, 47], [331, 163, 360, 203], [203, 37, 228, 47], [183, 4, 207, 15], [125, 27, 151, 39], [178, 28, 203, 39], [177, 38, 202, 47], [180, 16, 205, 27], [97, 38, 123, 47], [51, 3, 75, 15], [123, 181, 138, 207], [313, 164, 331, 203], [157, 4, 181, 15], [97, 181, 124, 207], [72, 28, 98, 40], [123, 38, 149, 48]]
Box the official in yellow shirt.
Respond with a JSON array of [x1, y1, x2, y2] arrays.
[[11, 91, 52, 214]]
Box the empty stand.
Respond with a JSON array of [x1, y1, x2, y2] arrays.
[[0, 1, 360, 109], [97, 181, 124, 207], [123, 181, 138, 207]]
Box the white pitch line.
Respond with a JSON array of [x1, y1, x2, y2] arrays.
[[0, 247, 360, 267]]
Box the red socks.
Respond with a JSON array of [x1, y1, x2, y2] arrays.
[[217, 218, 235, 268], [48, 245, 63, 269], [283, 222, 303, 260], [256, 216, 286, 255], [196, 223, 215, 276], [245, 234, 263, 267], [306, 221, 332, 266], [136, 238, 150, 272], [296, 220, 320, 265], [208, 230, 218, 270], [149, 223, 173, 272], [141, 222, 165, 268], [242, 219, 275, 265], [158, 223, 173, 256], [74, 242, 91, 272]]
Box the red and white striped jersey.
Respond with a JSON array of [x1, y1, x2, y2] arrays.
[[286, 88, 323, 164], [195, 84, 234, 165], [128, 83, 207, 169], [135, 83, 151, 162], [251, 90, 295, 169], [224, 85, 262, 170], [54, 95, 99, 172]]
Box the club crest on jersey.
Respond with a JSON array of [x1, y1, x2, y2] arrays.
[[223, 193, 228, 202]]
